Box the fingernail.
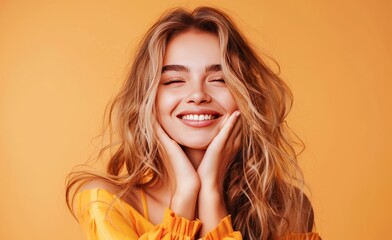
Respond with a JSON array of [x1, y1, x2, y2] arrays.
[[235, 111, 241, 117]]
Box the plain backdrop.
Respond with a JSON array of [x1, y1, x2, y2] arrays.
[[1, 0, 391, 239]]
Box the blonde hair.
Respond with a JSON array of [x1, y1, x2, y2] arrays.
[[66, 6, 314, 240]]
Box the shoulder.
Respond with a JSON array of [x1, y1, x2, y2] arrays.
[[77, 179, 142, 205], [76, 179, 144, 218], [80, 179, 120, 194], [75, 180, 119, 211], [74, 180, 120, 206], [74, 181, 145, 238]]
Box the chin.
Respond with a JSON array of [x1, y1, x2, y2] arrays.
[[180, 140, 212, 150]]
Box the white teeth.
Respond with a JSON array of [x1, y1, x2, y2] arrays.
[[181, 114, 214, 121]]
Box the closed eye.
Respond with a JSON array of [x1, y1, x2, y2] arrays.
[[211, 79, 225, 83], [163, 79, 185, 85]]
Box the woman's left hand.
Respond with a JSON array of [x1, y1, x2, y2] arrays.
[[196, 110, 242, 236], [197, 110, 242, 189]]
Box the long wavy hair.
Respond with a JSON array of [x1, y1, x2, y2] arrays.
[[66, 6, 314, 240]]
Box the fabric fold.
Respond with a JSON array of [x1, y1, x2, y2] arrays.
[[161, 208, 202, 239], [203, 215, 242, 240]]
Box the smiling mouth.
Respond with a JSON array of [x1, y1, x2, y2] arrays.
[[179, 114, 220, 121]]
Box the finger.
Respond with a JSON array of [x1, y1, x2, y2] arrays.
[[209, 111, 241, 150], [155, 124, 196, 182], [155, 123, 170, 143], [155, 124, 180, 160], [155, 123, 180, 151], [226, 116, 242, 147]]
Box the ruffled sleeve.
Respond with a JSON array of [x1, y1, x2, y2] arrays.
[[202, 215, 242, 240], [143, 208, 202, 240]]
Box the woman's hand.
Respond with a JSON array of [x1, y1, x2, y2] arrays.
[[197, 111, 242, 235], [197, 110, 242, 189], [155, 124, 200, 219]]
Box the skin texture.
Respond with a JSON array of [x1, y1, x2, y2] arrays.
[[155, 30, 242, 236]]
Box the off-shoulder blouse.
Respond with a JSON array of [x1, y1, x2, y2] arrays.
[[75, 188, 321, 240]]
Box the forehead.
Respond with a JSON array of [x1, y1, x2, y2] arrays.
[[163, 30, 221, 66]]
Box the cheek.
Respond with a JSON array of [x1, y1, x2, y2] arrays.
[[218, 91, 238, 113], [156, 91, 179, 122]]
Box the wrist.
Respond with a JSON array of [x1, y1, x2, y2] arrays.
[[198, 170, 226, 190], [197, 186, 228, 236], [198, 186, 225, 204], [171, 190, 198, 220], [199, 179, 223, 194]]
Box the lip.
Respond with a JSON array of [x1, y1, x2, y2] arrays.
[[176, 109, 222, 128], [177, 109, 222, 117]]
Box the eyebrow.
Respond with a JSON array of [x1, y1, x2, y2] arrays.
[[161, 65, 190, 73], [205, 64, 221, 72], [161, 64, 222, 73]]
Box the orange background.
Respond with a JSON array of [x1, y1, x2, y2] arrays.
[[1, 1, 391, 239]]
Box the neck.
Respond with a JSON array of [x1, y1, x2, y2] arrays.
[[183, 147, 206, 169]]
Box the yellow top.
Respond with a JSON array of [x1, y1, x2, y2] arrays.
[[75, 188, 321, 240]]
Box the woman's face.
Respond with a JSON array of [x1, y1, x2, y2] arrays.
[[156, 30, 238, 150]]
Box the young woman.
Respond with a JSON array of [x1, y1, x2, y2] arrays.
[[66, 6, 321, 240]]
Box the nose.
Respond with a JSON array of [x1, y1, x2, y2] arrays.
[[185, 84, 212, 104]]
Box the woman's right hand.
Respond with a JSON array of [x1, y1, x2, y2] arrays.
[[155, 124, 200, 219]]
